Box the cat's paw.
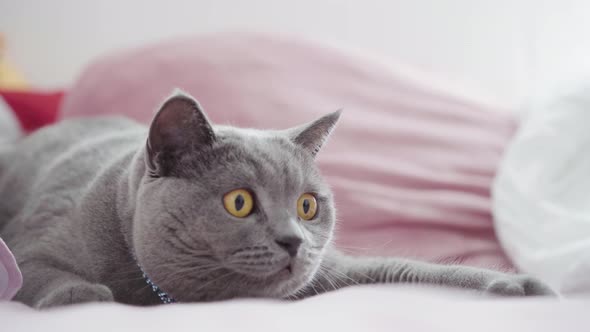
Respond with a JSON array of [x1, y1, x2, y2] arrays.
[[36, 282, 114, 309], [485, 275, 556, 297]]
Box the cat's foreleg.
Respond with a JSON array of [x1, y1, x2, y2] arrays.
[[15, 258, 113, 309], [300, 249, 555, 297]]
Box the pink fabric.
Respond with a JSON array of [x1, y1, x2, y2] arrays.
[[61, 33, 517, 270], [0, 238, 22, 300]]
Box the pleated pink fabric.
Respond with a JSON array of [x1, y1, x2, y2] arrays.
[[61, 33, 517, 270], [0, 238, 21, 300]]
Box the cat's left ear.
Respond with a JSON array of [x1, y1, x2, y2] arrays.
[[287, 110, 341, 157], [146, 90, 215, 175]]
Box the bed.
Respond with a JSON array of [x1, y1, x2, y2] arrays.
[[2, 286, 587, 332]]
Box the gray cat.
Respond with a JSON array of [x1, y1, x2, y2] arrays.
[[0, 91, 554, 308]]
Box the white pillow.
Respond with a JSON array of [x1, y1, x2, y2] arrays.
[[493, 80, 590, 296], [0, 97, 21, 145]]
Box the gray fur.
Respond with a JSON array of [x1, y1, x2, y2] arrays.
[[0, 92, 555, 309]]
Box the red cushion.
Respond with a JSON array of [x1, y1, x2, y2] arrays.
[[0, 90, 63, 133]]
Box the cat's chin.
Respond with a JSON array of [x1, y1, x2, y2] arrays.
[[233, 262, 292, 279], [228, 261, 312, 298]]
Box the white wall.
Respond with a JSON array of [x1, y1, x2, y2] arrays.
[[1, 0, 590, 109]]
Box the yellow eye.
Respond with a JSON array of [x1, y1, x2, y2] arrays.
[[297, 193, 318, 220], [223, 189, 254, 218]]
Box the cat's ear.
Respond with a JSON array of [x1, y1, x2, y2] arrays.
[[287, 110, 341, 157], [146, 90, 215, 175]]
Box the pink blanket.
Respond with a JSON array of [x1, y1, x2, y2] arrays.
[[62, 32, 517, 269], [0, 238, 21, 300]]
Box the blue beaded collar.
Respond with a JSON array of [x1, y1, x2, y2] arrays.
[[139, 266, 177, 304]]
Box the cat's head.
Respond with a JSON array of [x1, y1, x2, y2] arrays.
[[132, 91, 340, 301]]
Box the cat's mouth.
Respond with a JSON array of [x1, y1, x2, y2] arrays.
[[230, 259, 295, 280], [266, 262, 294, 280], [273, 263, 293, 277]]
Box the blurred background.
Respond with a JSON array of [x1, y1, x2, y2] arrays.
[[1, 0, 590, 112]]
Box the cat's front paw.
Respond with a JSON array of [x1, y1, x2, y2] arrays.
[[36, 282, 114, 309], [485, 275, 556, 297]]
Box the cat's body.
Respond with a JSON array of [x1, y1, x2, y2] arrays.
[[0, 92, 554, 308], [0, 117, 159, 305]]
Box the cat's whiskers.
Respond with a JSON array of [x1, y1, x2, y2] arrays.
[[159, 265, 227, 286], [318, 264, 358, 287], [308, 230, 381, 254], [305, 277, 321, 296], [166, 233, 212, 256], [312, 276, 330, 294], [105, 260, 222, 293], [104, 258, 205, 277], [317, 267, 339, 291], [307, 227, 376, 252], [168, 268, 236, 299]]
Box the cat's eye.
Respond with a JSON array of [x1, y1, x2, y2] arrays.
[[223, 189, 254, 218], [297, 193, 318, 220]]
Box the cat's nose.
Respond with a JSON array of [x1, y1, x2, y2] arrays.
[[275, 236, 302, 257]]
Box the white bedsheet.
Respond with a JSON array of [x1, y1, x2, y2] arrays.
[[1, 285, 587, 332], [0, 97, 21, 144]]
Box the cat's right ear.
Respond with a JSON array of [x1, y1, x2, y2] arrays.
[[146, 91, 216, 176], [287, 110, 341, 158]]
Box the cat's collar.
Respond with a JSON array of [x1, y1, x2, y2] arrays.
[[139, 266, 177, 304]]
